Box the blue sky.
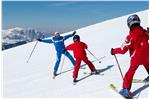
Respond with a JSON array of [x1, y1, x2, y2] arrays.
[[2, 1, 148, 33]]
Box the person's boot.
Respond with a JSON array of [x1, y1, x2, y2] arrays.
[[119, 89, 132, 98], [91, 70, 99, 75], [53, 71, 57, 79], [73, 78, 78, 85]]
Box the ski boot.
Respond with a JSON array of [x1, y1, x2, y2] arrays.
[[91, 70, 99, 75], [73, 78, 78, 85], [119, 89, 132, 98]]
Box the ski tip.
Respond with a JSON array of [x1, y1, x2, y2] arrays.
[[110, 84, 116, 89], [83, 72, 88, 75]]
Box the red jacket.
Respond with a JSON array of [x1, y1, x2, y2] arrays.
[[65, 41, 87, 58], [112, 26, 149, 65]]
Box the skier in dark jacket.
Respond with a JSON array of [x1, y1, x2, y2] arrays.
[[38, 31, 76, 77]]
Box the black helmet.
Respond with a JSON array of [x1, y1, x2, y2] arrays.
[[73, 35, 80, 42], [127, 14, 140, 28]]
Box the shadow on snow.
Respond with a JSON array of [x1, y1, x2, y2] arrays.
[[57, 56, 106, 76], [131, 84, 149, 98], [76, 65, 114, 83]]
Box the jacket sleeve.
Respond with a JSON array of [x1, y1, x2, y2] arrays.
[[82, 42, 88, 49], [63, 34, 73, 40], [65, 43, 74, 51], [125, 34, 132, 43], [40, 39, 53, 44], [112, 43, 131, 55]]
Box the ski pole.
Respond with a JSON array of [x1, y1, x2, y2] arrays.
[[59, 52, 66, 74], [114, 54, 124, 79], [26, 41, 38, 63], [86, 49, 101, 63]]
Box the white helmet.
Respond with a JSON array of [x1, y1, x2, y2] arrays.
[[54, 32, 59, 35]]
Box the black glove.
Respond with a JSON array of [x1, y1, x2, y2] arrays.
[[111, 48, 114, 55], [147, 27, 149, 32], [37, 38, 42, 41], [72, 31, 76, 35]]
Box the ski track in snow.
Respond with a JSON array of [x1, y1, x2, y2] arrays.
[[3, 10, 148, 98]]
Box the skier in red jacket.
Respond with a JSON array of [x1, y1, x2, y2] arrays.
[[65, 35, 98, 83], [111, 14, 149, 98]]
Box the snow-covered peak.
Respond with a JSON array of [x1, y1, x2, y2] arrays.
[[2, 27, 44, 50], [10, 27, 23, 31], [2, 27, 24, 35]]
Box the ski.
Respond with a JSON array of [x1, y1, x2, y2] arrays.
[[132, 79, 148, 83], [73, 72, 104, 85], [110, 84, 132, 99], [132, 76, 149, 83], [83, 71, 104, 76]]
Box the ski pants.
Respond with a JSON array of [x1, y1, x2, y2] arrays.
[[73, 57, 96, 79], [54, 51, 75, 73], [123, 62, 149, 90]]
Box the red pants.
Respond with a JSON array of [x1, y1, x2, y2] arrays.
[[123, 63, 149, 90], [73, 57, 96, 79]]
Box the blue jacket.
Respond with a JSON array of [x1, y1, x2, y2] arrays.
[[40, 34, 74, 53]]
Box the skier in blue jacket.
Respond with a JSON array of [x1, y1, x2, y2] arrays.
[[38, 31, 76, 77]]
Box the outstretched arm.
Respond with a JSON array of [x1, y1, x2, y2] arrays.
[[112, 42, 131, 55], [39, 39, 53, 44], [65, 44, 74, 51], [83, 42, 88, 49], [63, 31, 76, 40]]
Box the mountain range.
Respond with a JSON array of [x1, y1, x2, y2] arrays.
[[2, 27, 47, 50]]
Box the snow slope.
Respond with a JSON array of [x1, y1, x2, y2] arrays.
[[3, 10, 149, 98]]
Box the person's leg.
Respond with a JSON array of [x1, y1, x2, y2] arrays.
[[73, 58, 81, 80], [119, 61, 139, 97], [143, 63, 149, 82], [143, 63, 149, 74], [82, 57, 96, 72], [54, 52, 62, 74], [64, 51, 75, 65], [123, 63, 139, 90]]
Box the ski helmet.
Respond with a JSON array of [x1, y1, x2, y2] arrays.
[[127, 14, 140, 28], [54, 32, 60, 36], [54, 32, 59, 35], [73, 35, 80, 42]]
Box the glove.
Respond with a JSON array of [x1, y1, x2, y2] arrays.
[[111, 48, 115, 55], [37, 38, 42, 41], [72, 31, 76, 35], [147, 27, 149, 32]]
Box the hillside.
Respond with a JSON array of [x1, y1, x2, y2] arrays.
[[3, 10, 148, 98]]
